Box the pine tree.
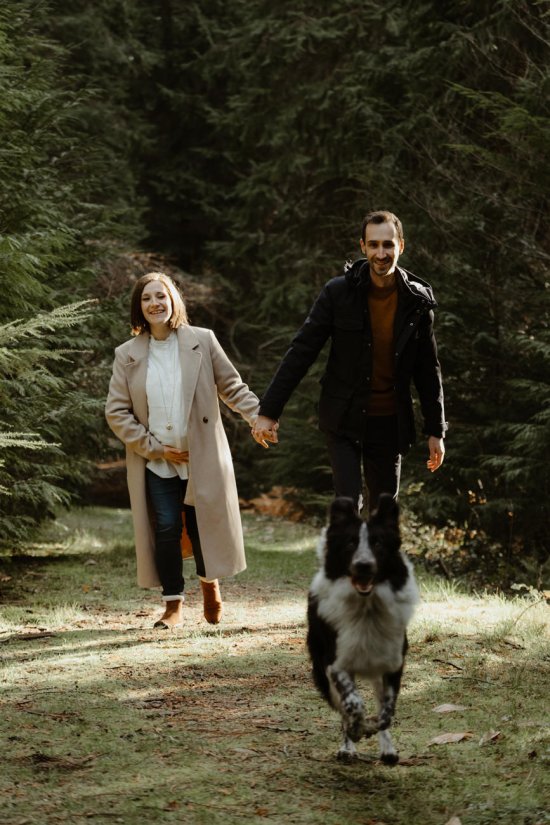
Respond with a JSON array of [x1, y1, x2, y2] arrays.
[[0, 2, 144, 543], [0, 302, 96, 540]]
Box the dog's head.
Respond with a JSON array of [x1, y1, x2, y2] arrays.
[[323, 494, 402, 595]]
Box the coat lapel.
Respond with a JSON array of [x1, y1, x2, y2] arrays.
[[177, 326, 202, 428], [125, 333, 150, 425]]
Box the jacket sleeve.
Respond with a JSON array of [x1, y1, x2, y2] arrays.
[[259, 285, 334, 420], [209, 331, 260, 425], [105, 347, 165, 460], [413, 310, 447, 438]]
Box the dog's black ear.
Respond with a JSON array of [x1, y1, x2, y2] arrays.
[[329, 496, 357, 525], [371, 493, 399, 527]]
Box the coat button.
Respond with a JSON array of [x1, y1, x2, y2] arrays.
[[202, 416, 208, 423]]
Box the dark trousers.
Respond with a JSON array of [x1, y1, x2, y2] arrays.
[[326, 415, 401, 515], [145, 469, 206, 597]]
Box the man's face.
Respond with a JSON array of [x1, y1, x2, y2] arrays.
[[360, 221, 404, 283]]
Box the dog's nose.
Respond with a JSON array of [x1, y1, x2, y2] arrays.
[[351, 560, 375, 579]]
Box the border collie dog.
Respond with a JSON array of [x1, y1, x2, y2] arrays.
[[307, 494, 419, 763]]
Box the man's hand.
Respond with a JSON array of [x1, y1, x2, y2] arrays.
[[252, 415, 279, 449], [163, 447, 189, 464], [427, 436, 445, 472]]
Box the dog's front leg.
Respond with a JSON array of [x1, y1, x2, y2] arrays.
[[327, 666, 365, 744], [372, 672, 401, 765], [337, 725, 358, 762]]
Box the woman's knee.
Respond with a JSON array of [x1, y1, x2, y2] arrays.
[[154, 510, 182, 538]]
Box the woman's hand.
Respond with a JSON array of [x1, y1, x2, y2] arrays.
[[251, 415, 279, 449], [163, 446, 189, 464]]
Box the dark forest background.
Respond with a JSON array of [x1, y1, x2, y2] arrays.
[[1, 0, 548, 584]]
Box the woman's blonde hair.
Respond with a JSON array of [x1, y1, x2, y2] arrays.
[[130, 272, 189, 335]]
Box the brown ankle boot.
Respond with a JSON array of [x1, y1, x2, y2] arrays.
[[153, 599, 183, 629], [200, 579, 223, 624]]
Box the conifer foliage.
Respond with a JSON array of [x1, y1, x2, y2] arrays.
[[0, 2, 139, 543]]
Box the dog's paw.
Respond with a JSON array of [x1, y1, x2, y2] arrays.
[[380, 751, 399, 766], [337, 744, 358, 762], [378, 729, 398, 765]]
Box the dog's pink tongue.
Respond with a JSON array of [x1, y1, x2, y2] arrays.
[[353, 579, 374, 594]]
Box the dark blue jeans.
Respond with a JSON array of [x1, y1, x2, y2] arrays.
[[145, 469, 206, 597], [326, 415, 401, 515]]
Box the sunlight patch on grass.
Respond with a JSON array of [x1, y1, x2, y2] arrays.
[[415, 579, 548, 641], [15, 508, 135, 558], [0, 602, 93, 634]]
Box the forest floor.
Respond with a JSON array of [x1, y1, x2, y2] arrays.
[[0, 507, 548, 825]]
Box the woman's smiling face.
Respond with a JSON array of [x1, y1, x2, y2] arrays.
[[140, 280, 173, 330]]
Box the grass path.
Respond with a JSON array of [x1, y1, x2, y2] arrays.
[[0, 508, 548, 825]]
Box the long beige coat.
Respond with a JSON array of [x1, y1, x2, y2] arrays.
[[105, 325, 259, 587]]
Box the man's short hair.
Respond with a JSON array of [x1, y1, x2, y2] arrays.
[[361, 211, 404, 244]]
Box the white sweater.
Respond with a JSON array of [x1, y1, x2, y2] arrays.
[[145, 332, 188, 480]]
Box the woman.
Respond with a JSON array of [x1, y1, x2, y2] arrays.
[[105, 272, 264, 628]]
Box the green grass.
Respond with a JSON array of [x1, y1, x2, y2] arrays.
[[0, 508, 548, 825]]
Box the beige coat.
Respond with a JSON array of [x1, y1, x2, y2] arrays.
[[105, 326, 259, 587]]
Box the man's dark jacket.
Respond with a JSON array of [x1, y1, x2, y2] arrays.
[[259, 259, 447, 455]]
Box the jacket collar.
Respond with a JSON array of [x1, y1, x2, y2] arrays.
[[125, 325, 200, 362], [344, 259, 436, 309]]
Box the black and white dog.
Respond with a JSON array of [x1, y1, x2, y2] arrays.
[[307, 494, 419, 763]]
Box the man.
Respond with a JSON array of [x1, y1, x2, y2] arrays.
[[252, 210, 446, 513]]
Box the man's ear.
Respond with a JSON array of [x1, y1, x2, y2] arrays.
[[400, 240, 405, 254], [359, 238, 366, 254]]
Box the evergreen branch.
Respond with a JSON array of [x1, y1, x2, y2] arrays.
[[0, 432, 56, 450], [0, 301, 97, 347]]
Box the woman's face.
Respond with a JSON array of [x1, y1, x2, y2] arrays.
[[140, 280, 173, 330]]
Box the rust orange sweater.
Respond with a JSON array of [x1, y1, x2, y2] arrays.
[[367, 282, 398, 415]]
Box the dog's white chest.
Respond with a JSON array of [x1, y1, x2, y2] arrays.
[[315, 576, 415, 678], [335, 614, 404, 677]]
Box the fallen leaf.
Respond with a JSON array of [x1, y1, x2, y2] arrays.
[[0, 574, 12, 582], [433, 704, 467, 714], [81, 584, 91, 593], [479, 730, 501, 746], [444, 818, 462, 825], [428, 732, 473, 746], [255, 808, 269, 817]]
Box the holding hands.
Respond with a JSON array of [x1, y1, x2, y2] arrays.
[[251, 415, 279, 449]]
